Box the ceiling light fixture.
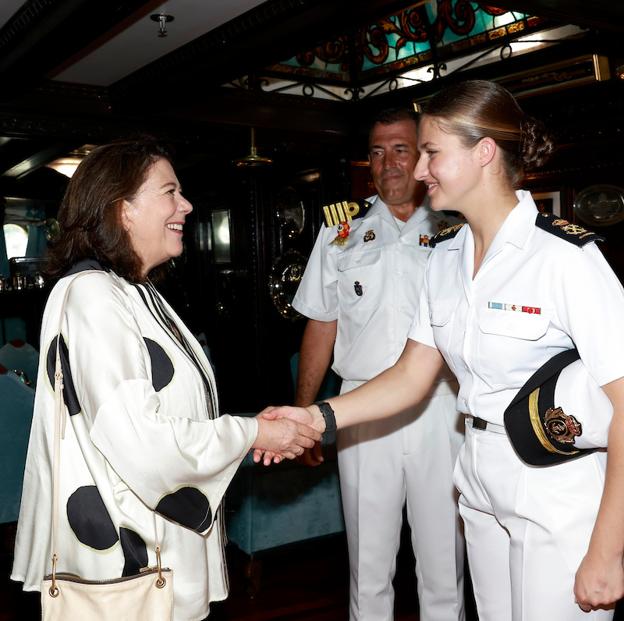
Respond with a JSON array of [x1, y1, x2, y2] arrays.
[[234, 128, 273, 168], [150, 13, 174, 38], [45, 157, 83, 178], [45, 144, 96, 178]]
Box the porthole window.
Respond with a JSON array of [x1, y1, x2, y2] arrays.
[[4, 223, 29, 259]]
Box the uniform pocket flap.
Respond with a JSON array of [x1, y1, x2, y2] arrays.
[[429, 299, 457, 327], [478, 309, 549, 340], [337, 250, 381, 272]]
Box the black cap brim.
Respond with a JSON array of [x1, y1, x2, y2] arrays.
[[504, 349, 596, 466]]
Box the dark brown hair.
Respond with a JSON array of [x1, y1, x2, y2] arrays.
[[369, 107, 419, 142], [46, 139, 172, 282], [423, 80, 554, 188]]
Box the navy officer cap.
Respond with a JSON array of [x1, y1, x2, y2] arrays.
[[504, 349, 612, 466]]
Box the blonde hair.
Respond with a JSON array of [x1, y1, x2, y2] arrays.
[[423, 80, 554, 187]]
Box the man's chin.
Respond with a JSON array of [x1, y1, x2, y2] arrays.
[[379, 191, 412, 205]]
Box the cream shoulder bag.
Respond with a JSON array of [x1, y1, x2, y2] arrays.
[[41, 271, 174, 620]]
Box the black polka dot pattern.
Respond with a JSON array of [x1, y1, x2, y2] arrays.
[[46, 335, 81, 416], [119, 528, 148, 577], [143, 338, 174, 392], [155, 487, 212, 533], [66, 486, 118, 550]]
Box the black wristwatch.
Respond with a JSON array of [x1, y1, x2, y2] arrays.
[[315, 401, 337, 446]]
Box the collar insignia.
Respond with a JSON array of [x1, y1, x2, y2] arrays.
[[430, 223, 464, 248]]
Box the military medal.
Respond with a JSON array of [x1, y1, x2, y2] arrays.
[[331, 222, 351, 246]]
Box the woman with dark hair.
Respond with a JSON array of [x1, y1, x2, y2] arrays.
[[11, 140, 320, 620], [261, 80, 624, 620]]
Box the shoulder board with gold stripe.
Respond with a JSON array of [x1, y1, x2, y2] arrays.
[[322, 199, 373, 228], [430, 223, 465, 248], [535, 212, 604, 246]]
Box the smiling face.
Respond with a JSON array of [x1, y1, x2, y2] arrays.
[[413, 115, 482, 213], [368, 119, 421, 211], [122, 157, 192, 276]]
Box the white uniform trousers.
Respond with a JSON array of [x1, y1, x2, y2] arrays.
[[454, 421, 613, 621], [337, 380, 465, 621]]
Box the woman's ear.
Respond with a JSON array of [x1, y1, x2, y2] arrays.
[[477, 137, 497, 167], [120, 199, 133, 231]]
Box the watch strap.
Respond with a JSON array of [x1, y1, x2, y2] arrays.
[[315, 401, 337, 446]]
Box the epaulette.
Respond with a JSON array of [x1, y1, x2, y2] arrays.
[[535, 212, 604, 246], [430, 223, 464, 248], [322, 199, 373, 228]]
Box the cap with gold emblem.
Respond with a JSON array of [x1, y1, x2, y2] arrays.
[[504, 349, 612, 466]]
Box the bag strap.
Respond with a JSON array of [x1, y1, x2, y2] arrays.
[[48, 270, 165, 595]]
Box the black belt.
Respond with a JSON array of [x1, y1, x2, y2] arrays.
[[472, 416, 488, 430], [466, 415, 507, 434]]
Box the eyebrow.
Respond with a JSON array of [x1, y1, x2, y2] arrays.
[[159, 181, 178, 190], [368, 142, 411, 150]]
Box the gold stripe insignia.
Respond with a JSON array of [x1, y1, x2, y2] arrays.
[[323, 200, 372, 228]]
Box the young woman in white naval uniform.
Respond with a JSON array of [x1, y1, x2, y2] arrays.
[[258, 80, 624, 621]]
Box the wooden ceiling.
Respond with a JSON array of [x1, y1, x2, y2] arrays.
[[0, 0, 622, 199]]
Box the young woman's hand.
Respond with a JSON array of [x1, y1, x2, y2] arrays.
[[252, 407, 322, 466]]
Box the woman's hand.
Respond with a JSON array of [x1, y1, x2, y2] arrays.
[[252, 407, 322, 466], [574, 549, 624, 612], [575, 378, 624, 612]]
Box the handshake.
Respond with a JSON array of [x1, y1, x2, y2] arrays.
[[251, 404, 329, 466]]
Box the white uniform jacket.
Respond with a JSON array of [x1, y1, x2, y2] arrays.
[[12, 261, 257, 621], [294, 195, 457, 385], [409, 190, 624, 428]]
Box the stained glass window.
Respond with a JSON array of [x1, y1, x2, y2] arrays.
[[268, 1, 542, 83], [227, 0, 583, 101]]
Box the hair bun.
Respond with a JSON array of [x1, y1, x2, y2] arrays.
[[520, 116, 555, 169]]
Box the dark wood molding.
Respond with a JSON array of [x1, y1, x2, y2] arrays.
[[0, 0, 58, 58], [0, 0, 155, 99]]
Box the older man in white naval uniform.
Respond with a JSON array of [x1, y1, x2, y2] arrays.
[[292, 108, 465, 621]]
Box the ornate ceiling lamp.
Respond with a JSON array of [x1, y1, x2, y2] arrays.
[[234, 128, 273, 167]]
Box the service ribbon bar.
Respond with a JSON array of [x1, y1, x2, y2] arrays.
[[488, 302, 541, 314]]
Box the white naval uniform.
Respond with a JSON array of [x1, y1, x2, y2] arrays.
[[293, 196, 465, 621], [409, 190, 624, 621], [12, 262, 258, 621]]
